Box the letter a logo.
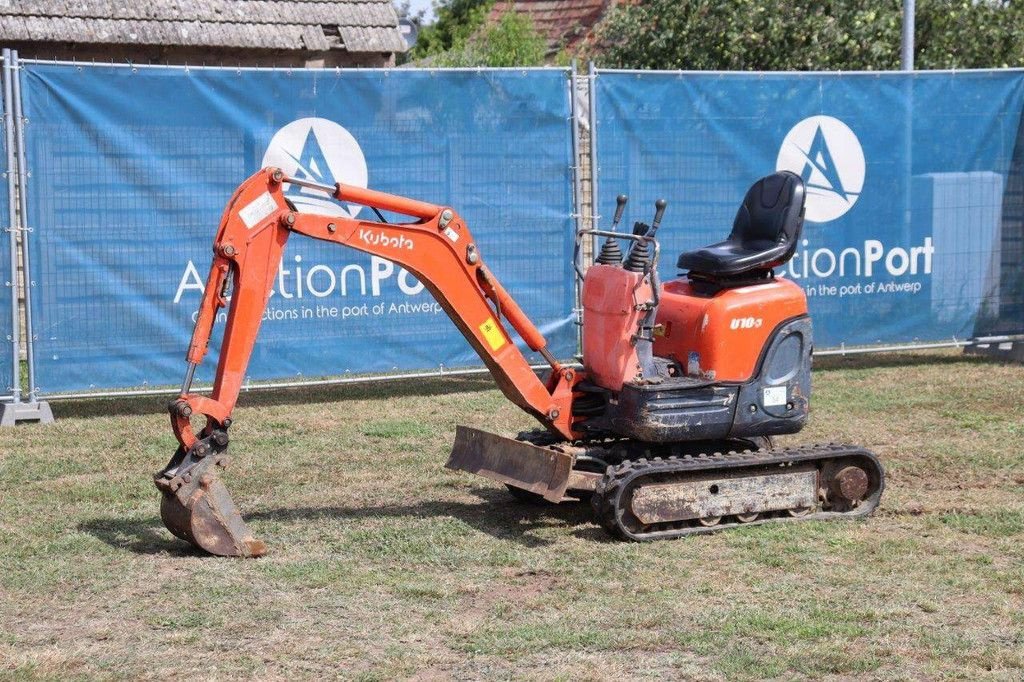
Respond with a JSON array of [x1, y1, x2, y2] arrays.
[[288, 129, 334, 188], [262, 118, 368, 218], [776, 115, 865, 223], [801, 126, 850, 202]]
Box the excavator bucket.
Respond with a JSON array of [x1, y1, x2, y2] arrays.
[[446, 425, 574, 502], [155, 447, 266, 558]]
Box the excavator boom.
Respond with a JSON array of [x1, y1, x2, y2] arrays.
[[155, 168, 581, 556]]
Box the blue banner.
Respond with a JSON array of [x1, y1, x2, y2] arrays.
[[594, 70, 1024, 348], [0, 76, 10, 398], [21, 64, 577, 393]]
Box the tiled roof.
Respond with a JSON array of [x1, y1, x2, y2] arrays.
[[0, 0, 406, 54]]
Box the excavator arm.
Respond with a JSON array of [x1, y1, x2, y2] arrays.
[[155, 168, 581, 556]]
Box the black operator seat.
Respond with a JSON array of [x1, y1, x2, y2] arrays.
[[677, 171, 806, 278]]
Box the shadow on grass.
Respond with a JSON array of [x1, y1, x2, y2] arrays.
[[77, 516, 211, 557], [52, 374, 498, 420], [812, 350, 997, 372], [79, 487, 599, 555]]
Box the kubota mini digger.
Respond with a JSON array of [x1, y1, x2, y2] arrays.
[[155, 168, 884, 556]]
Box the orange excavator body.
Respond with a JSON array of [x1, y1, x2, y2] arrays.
[[653, 277, 809, 383], [154, 169, 884, 557], [580, 263, 651, 392]]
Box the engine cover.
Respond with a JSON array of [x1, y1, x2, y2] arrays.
[[653, 276, 808, 383], [592, 316, 812, 443], [580, 263, 653, 391]]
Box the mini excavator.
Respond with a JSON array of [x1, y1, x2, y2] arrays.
[[155, 168, 884, 556]]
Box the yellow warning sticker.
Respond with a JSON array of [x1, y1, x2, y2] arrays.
[[479, 317, 507, 351]]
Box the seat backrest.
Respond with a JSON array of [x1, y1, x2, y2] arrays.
[[730, 171, 805, 254]]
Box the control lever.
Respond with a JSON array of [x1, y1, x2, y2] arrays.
[[595, 194, 629, 265], [649, 198, 667, 236], [610, 194, 628, 231]]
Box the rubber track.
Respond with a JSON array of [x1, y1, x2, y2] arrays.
[[592, 442, 885, 541]]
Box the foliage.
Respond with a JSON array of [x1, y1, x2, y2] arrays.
[[409, 0, 494, 60], [409, 0, 548, 67], [432, 10, 548, 67], [915, 0, 1024, 69], [592, 0, 1024, 71]]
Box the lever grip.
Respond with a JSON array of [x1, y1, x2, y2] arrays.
[[651, 199, 667, 232], [611, 194, 628, 229]]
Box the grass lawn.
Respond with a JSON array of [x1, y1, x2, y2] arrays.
[[2, 350, 1023, 680]]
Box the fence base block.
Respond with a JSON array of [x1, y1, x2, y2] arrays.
[[965, 341, 1024, 364], [0, 400, 54, 426]]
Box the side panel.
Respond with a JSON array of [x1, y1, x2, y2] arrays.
[[611, 381, 739, 442], [601, 316, 812, 443], [580, 264, 647, 391], [654, 277, 808, 383], [730, 316, 813, 438]]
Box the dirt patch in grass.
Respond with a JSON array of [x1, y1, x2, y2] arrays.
[[1, 350, 1023, 679]]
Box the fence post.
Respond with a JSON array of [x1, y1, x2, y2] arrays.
[[587, 62, 600, 243], [0, 50, 52, 426], [901, 0, 915, 71], [1, 49, 22, 411], [569, 60, 585, 354]]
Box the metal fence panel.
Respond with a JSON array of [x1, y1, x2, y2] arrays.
[[21, 64, 577, 394], [0, 54, 13, 400], [593, 70, 1024, 348]]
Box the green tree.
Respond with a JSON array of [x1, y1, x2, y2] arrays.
[[410, 0, 494, 60], [434, 11, 548, 66], [409, 0, 548, 67], [591, 0, 1024, 71], [916, 0, 1024, 69]]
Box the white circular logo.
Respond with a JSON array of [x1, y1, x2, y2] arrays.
[[262, 118, 368, 218], [776, 115, 865, 223]]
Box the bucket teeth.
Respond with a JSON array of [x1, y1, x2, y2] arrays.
[[155, 444, 266, 558]]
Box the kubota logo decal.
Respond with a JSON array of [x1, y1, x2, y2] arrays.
[[359, 228, 414, 250], [262, 118, 368, 219], [776, 115, 865, 223]]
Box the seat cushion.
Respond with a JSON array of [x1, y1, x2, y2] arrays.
[[677, 239, 792, 277]]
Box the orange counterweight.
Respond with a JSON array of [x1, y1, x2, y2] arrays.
[[653, 277, 808, 383]]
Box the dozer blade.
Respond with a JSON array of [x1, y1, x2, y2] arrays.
[[155, 447, 266, 558], [446, 425, 573, 502]]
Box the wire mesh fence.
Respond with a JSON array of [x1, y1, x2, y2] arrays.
[[590, 69, 1024, 351], [0, 59, 1022, 406]]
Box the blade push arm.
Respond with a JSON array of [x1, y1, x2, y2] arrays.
[[169, 168, 580, 452]]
